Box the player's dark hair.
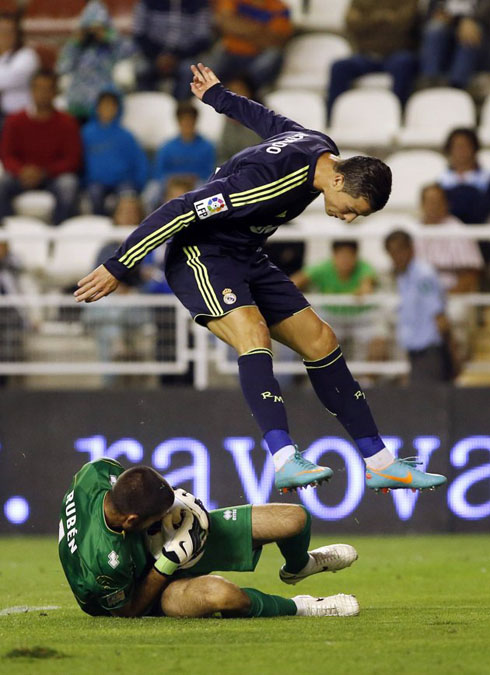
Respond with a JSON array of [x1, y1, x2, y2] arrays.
[[337, 156, 392, 212], [111, 466, 174, 519], [444, 127, 480, 155], [384, 229, 413, 251], [332, 240, 358, 253], [176, 101, 198, 121]]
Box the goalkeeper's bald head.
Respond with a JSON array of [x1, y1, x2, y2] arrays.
[[110, 466, 174, 529]]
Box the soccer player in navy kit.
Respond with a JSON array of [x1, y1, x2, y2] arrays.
[[75, 64, 446, 495]]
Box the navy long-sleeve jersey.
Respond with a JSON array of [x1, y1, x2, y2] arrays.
[[104, 84, 339, 281]]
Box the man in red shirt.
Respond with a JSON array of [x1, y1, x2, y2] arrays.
[[0, 69, 82, 224]]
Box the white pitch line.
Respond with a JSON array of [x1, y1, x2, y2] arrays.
[[0, 605, 61, 616]]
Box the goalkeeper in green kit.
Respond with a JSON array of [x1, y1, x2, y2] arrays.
[[59, 459, 360, 619]]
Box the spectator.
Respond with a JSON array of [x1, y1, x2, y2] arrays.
[[83, 194, 149, 387], [291, 240, 387, 360], [82, 90, 148, 215], [419, 0, 490, 89], [0, 70, 82, 225], [212, 0, 293, 90], [326, 0, 419, 122], [385, 229, 457, 383], [57, 0, 135, 123], [0, 12, 40, 128], [0, 239, 25, 387], [216, 75, 261, 165], [439, 127, 490, 224], [416, 183, 484, 292], [133, 0, 211, 99], [143, 102, 215, 212]]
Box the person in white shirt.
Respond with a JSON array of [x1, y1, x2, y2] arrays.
[[0, 12, 39, 126]]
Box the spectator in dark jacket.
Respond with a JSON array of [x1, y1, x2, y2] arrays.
[[82, 90, 148, 214], [0, 70, 82, 224], [133, 0, 211, 99], [327, 0, 419, 122], [419, 0, 490, 89]]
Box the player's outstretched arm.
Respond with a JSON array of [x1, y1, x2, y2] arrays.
[[74, 265, 119, 303], [191, 62, 305, 139]]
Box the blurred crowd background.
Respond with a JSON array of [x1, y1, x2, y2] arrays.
[[1, 0, 490, 390]]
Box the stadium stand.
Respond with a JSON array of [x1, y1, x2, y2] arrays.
[[385, 150, 447, 212], [264, 90, 325, 132]]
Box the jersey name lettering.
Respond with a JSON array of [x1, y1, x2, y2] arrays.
[[266, 133, 307, 154], [65, 490, 78, 554]]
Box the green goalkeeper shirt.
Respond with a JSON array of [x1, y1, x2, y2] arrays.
[[58, 458, 150, 616]]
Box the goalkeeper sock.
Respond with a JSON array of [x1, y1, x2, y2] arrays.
[[277, 506, 311, 574], [242, 588, 297, 617]]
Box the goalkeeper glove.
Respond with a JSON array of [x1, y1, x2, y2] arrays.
[[153, 509, 203, 576]]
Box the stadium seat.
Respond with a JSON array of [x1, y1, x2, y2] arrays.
[[478, 149, 490, 170], [113, 58, 136, 91], [328, 90, 401, 148], [478, 95, 490, 147], [397, 88, 476, 148], [264, 90, 325, 131], [3, 216, 51, 272], [122, 92, 178, 151], [195, 101, 225, 143], [276, 34, 351, 93], [49, 216, 113, 286], [294, 0, 350, 32], [12, 191, 55, 222], [354, 73, 393, 90], [385, 150, 447, 212]]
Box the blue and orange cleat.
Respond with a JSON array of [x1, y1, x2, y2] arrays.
[[366, 457, 447, 493], [275, 448, 333, 494]]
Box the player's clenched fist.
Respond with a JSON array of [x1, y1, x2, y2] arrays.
[[74, 264, 119, 303]]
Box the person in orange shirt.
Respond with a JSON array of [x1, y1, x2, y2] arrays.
[[212, 0, 292, 89]]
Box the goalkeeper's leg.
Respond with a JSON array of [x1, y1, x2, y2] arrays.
[[160, 575, 296, 618]]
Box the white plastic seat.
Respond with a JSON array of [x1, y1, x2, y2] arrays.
[[295, 0, 350, 32], [328, 89, 401, 148], [113, 58, 136, 91], [12, 190, 55, 221], [385, 150, 447, 212], [49, 216, 113, 285], [277, 34, 351, 93], [122, 92, 177, 150], [354, 73, 393, 90], [195, 102, 225, 144], [265, 90, 325, 131], [478, 95, 490, 147], [3, 216, 51, 271], [478, 149, 490, 170], [398, 88, 476, 148]]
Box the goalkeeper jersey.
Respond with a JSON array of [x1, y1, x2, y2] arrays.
[[58, 458, 150, 616], [104, 83, 339, 281]]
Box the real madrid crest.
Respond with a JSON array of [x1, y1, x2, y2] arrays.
[[222, 288, 237, 305]]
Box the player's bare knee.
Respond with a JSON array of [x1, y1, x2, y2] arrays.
[[289, 504, 308, 535], [304, 320, 338, 361], [238, 320, 272, 354], [200, 576, 249, 613]]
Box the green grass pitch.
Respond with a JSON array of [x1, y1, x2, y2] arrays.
[[0, 534, 489, 675]]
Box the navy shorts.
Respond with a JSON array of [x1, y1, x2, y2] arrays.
[[164, 242, 310, 326]]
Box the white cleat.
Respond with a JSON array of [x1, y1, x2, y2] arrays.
[[293, 593, 359, 617], [280, 544, 358, 585]]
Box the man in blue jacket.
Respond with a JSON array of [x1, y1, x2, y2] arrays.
[[82, 90, 148, 214], [75, 64, 447, 496]]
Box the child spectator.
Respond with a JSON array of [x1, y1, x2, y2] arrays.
[[419, 0, 490, 89], [216, 75, 261, 165], [291, 240, 386, 360], [82, 90, 148, 215], [0, 12, 39, 127], [212, 0, 293, 90], [416, 183, 483, 292], [143, 102, 215, 212], [56, 0, 135, 123], [327, 0, 418, 122], [0, 70, 81, 225], [132, 0, 212, 99]]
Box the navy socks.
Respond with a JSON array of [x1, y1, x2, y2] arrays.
[[304, 346, 385, 458], [238, 349, 292, 449]]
